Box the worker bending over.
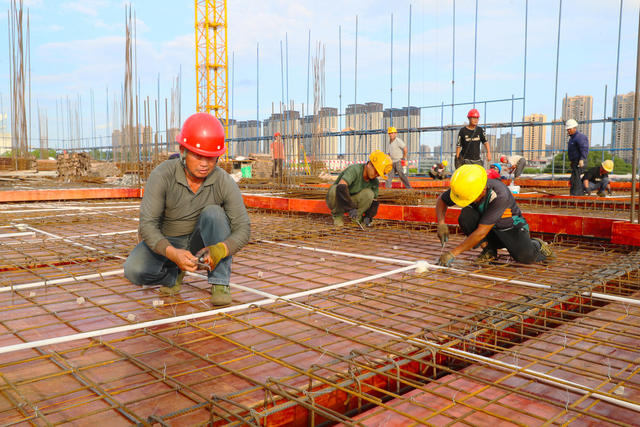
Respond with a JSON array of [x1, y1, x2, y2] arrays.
[[499, 154, 526, 184], [326, 150, 392, 227], [124, 113, 251, 306], [429, 160, 449, 180], [435, 164, 552, 266], [583, 159, 614, 197]]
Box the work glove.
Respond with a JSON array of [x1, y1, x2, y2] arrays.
[[195, 242, 228, 271], [578, 159, 584, 168], [362, 216, 373, 227], [364, 200, 379, 219], [348, 208, 359, 219], [437, 223, 449, 245], [438, 251, 455, 267]]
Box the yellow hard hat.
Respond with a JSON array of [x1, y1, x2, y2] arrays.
[[449, 164, 487, 207], [442, 160, 448, 167], [602, 159, 614, 172], [369, 150, 393, 180], [388, 126, 397, 134]]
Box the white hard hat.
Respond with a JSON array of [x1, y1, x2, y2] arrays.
[[566, 119, 578, 129]]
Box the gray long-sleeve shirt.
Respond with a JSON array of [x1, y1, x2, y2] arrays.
[[139, 158, 250, 257]]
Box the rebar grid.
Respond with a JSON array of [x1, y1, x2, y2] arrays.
[[0, 201, 638, 425]]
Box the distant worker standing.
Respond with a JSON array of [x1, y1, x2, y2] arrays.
[[124, 113, 251, 306], [326, 150, 392, 227], [455, 109, 491, 168], [582, 159, 614, 197], [429, 160, 449, 180], [386, 127, 412, 189], [499, 154, 526, 184], [566, 119, 589, 196], [435, 164, 552, 266], [271, 132, 284, 179]]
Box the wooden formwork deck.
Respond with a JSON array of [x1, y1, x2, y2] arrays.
[[0, 200, 638, 425]]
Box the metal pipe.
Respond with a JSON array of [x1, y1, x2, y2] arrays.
[[631, 5, 640, 223], [602, 84, 608, 162], [612, 0, 624, 155], [354, 15, 358, 107], [451, 0, 456, 127], [473, 0, 478, 106], [522, 0, 528, 122], [390, 13, 393, 112], [551, 0, 563, 181]]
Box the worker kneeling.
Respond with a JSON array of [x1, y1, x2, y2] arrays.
[[435, 164, 552, 266], [124, 113, 250, 306], [326, 150, 392, 227]]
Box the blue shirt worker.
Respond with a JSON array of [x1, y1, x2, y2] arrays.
[[435, 165, 552, 266], [326, 150, 392, 227], [566, 119, 589, 196], [582, 160, 614, 197], [124, 113, 251, 306]]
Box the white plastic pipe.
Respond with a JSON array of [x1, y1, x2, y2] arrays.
[[0, 269, 124, 293], [262, 240, 640, 306], [0, 264, 416, 355], [0, 231, 35, 239]]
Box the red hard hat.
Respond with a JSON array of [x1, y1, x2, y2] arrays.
[[274, 132, 281, 138], [467, 108, 480, 118], [176, 113, 226, 157]]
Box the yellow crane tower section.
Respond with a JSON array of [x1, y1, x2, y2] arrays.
[[195, 0, 228, 128]]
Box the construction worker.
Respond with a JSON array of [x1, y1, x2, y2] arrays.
[[455, 109, 491, 168], [326, 150, 392, 227], [271, 132, 284, 179], [499, 154, 526, 184], [582, 159, 614, 197], [429, 160, 449, 180], [567, 119, 589, 196], [436, 164, 552, 266], [487, 163, 502, 180], [124, 113, 251, 306], [386, 127, 412, 189]]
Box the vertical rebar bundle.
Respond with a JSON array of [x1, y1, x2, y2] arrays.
[[7, 0, 30, 170]]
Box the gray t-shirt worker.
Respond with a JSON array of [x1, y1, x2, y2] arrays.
[[124, 113, 250, 306], [385, 127, 412, 188]]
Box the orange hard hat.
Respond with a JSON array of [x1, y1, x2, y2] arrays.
[[467, 108, 480, 118], [176, 113, 226, 157]]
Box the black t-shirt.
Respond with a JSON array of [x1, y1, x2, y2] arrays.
[[442, 179, 523, 229], [581, 166, 608, 183], [456, 126, 487, 161]]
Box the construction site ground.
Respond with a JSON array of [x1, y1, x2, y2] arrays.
[[0, 173, 639, 425]]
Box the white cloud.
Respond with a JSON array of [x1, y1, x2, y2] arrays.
[[62, 0, 107, 17]]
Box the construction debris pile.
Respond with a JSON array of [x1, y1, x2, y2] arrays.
[[247, 153, 272, 178], [56, 152, 92, 180]]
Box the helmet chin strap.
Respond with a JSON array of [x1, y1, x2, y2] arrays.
[[180, 149, 198, 180]]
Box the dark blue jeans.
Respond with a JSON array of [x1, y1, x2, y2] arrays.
[[585, 177, 610, 193], [124, 205, 232, 287]]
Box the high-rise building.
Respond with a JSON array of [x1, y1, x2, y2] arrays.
[[235, 120, 261, 156], [613, 92, 635, 162], [551, 95, 593, 152], [345, 103, 385, 162], [522, 114, 547, 161], [316, 107, 339, 159], [0, 113, 9, 155], [497, 132, 516, 156]]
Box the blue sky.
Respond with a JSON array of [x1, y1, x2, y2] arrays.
[[1, 0, 639, 148]]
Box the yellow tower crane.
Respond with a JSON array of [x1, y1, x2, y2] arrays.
[[195, 0, 228, 129]]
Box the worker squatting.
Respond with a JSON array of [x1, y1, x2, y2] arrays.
[[123, 109, 615, 306]]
